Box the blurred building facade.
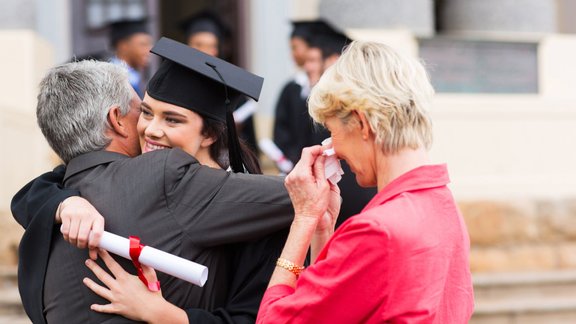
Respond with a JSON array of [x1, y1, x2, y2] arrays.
[[1, 0, 576, 320]]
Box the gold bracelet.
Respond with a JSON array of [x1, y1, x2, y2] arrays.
[[276, 258, 305, 277]]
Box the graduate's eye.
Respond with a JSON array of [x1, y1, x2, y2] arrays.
[[140, 107, 152, 117], [166, 117, 182, 124]]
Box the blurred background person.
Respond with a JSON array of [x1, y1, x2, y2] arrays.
[[272, 20, 327, 167], [109, 19, 153, 98], [181, 10, 230, 58], [274, 20, 375, 226], [180, 10, 258, 154]]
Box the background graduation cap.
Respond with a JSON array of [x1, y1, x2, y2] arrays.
[[147, 37, 263, 173], [292, 19, 352, 59], [109, 18, 149, 48], [179, 10, 231, 45], [290, 19, 338, 45], [309, 24, 352, 59]]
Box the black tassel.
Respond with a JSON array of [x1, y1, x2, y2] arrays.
[[206, 61, 245, 173], [226, 105, 244, 173]]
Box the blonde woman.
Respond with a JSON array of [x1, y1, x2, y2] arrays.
[[257, 41, 474, 323]]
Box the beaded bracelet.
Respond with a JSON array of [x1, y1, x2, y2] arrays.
[[276, 258, 305, 277]]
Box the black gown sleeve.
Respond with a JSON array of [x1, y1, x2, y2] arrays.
[[11, 165, 79, 228], [10, 165, 79, 324], [273, 82, 299, 165], [184, 230, 288, 324]]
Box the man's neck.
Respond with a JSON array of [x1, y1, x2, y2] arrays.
[[106, 140, 139, 158]]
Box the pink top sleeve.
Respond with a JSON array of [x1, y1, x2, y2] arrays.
[[256, 219, 389, 324]]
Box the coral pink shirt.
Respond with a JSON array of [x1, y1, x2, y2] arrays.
[[257, 164, 474, 323]]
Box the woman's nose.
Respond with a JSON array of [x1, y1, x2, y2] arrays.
[[144, 118, 164, 138]]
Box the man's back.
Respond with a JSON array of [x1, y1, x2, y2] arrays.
[[44, 148, 292, 322]]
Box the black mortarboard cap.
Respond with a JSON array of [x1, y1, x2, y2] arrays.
[[179, 11, 230, 43], [290, 19, 336, 44], [147, 37, 264, 172], [109, 19, 149, 47], [311, 28, 352, 59]]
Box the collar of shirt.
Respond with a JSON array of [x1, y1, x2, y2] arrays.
[[293, 70, 310, 99], [110, 57, 141, 80], [64, 151, 129, 182], [362, 164, 451, 212]]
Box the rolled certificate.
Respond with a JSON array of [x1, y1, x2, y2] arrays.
[[233, 99, 257, 123], [258, 138, 294, 174], [97, 231, 208, 287]]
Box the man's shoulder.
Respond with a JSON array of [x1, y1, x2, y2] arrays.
[[67, 149, 200, 184], [108, 149, 199, 171], [280, 80, 302, 93]]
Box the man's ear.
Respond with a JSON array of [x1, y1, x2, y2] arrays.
[[108, 106, 129, 138]]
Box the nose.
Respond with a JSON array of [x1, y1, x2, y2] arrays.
[[144, 117, 164, 139]]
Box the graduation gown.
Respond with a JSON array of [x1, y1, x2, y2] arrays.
[[11, 148, 292, 323], [273, 80, 324, 165]]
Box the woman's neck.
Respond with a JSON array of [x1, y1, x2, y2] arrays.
[[375, 147, 430, 191], [194, 150, 223, 170]]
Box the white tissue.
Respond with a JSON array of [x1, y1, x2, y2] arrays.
[[321, 138, 344, 185]]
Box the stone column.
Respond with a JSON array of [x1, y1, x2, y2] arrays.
[[0, 0, 58, 265], [319, 0, 434, 37], [438, 0, 557, 34]]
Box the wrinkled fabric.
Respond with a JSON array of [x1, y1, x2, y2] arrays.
[[257, 164, 474, 324]]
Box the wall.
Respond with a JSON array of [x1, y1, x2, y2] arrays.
[[0, 31, 55, 265]]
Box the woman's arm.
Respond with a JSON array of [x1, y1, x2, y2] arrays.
[[257, 219, 389, 324], [310, 182, 341, 263], [11, 165, 106, 259], [11, 165, 77, 228], [164, 149, 294, 247], [268, 146, 331, 288]]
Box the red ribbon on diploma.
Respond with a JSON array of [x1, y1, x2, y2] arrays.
[[129, 236, 161, 292]]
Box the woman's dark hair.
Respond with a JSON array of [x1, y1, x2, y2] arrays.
[[202, 118, 262, 174]]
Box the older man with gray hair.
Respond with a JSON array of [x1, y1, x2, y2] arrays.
[[13, 59, 292, 323], [37, 60, 142, 163]]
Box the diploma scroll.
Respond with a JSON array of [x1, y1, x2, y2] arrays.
[[258, 138, 294, 174], [97, 231, 208, 287], [233, 99, 258, 123]]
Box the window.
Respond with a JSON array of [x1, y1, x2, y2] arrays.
[[86, 0, 147, 29]]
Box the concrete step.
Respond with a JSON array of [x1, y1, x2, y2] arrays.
[[471, 271, 576, 323], [0, 314, 31, 324], [0, 266, 17, 288], [0, 265, 24, 317], [474, 270, 576, 300], [472, 298, 576, 323], [0, 286, 25, 316]]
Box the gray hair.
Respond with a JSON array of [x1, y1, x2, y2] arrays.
[[36, 60, 133, 163]]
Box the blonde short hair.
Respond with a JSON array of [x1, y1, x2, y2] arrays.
[[308, 41, 434, 155]]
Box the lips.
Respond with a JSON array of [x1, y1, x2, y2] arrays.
[[143, 139, 171, 153]]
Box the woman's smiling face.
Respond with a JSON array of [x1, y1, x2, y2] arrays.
[[137, 93, 215, 161]]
